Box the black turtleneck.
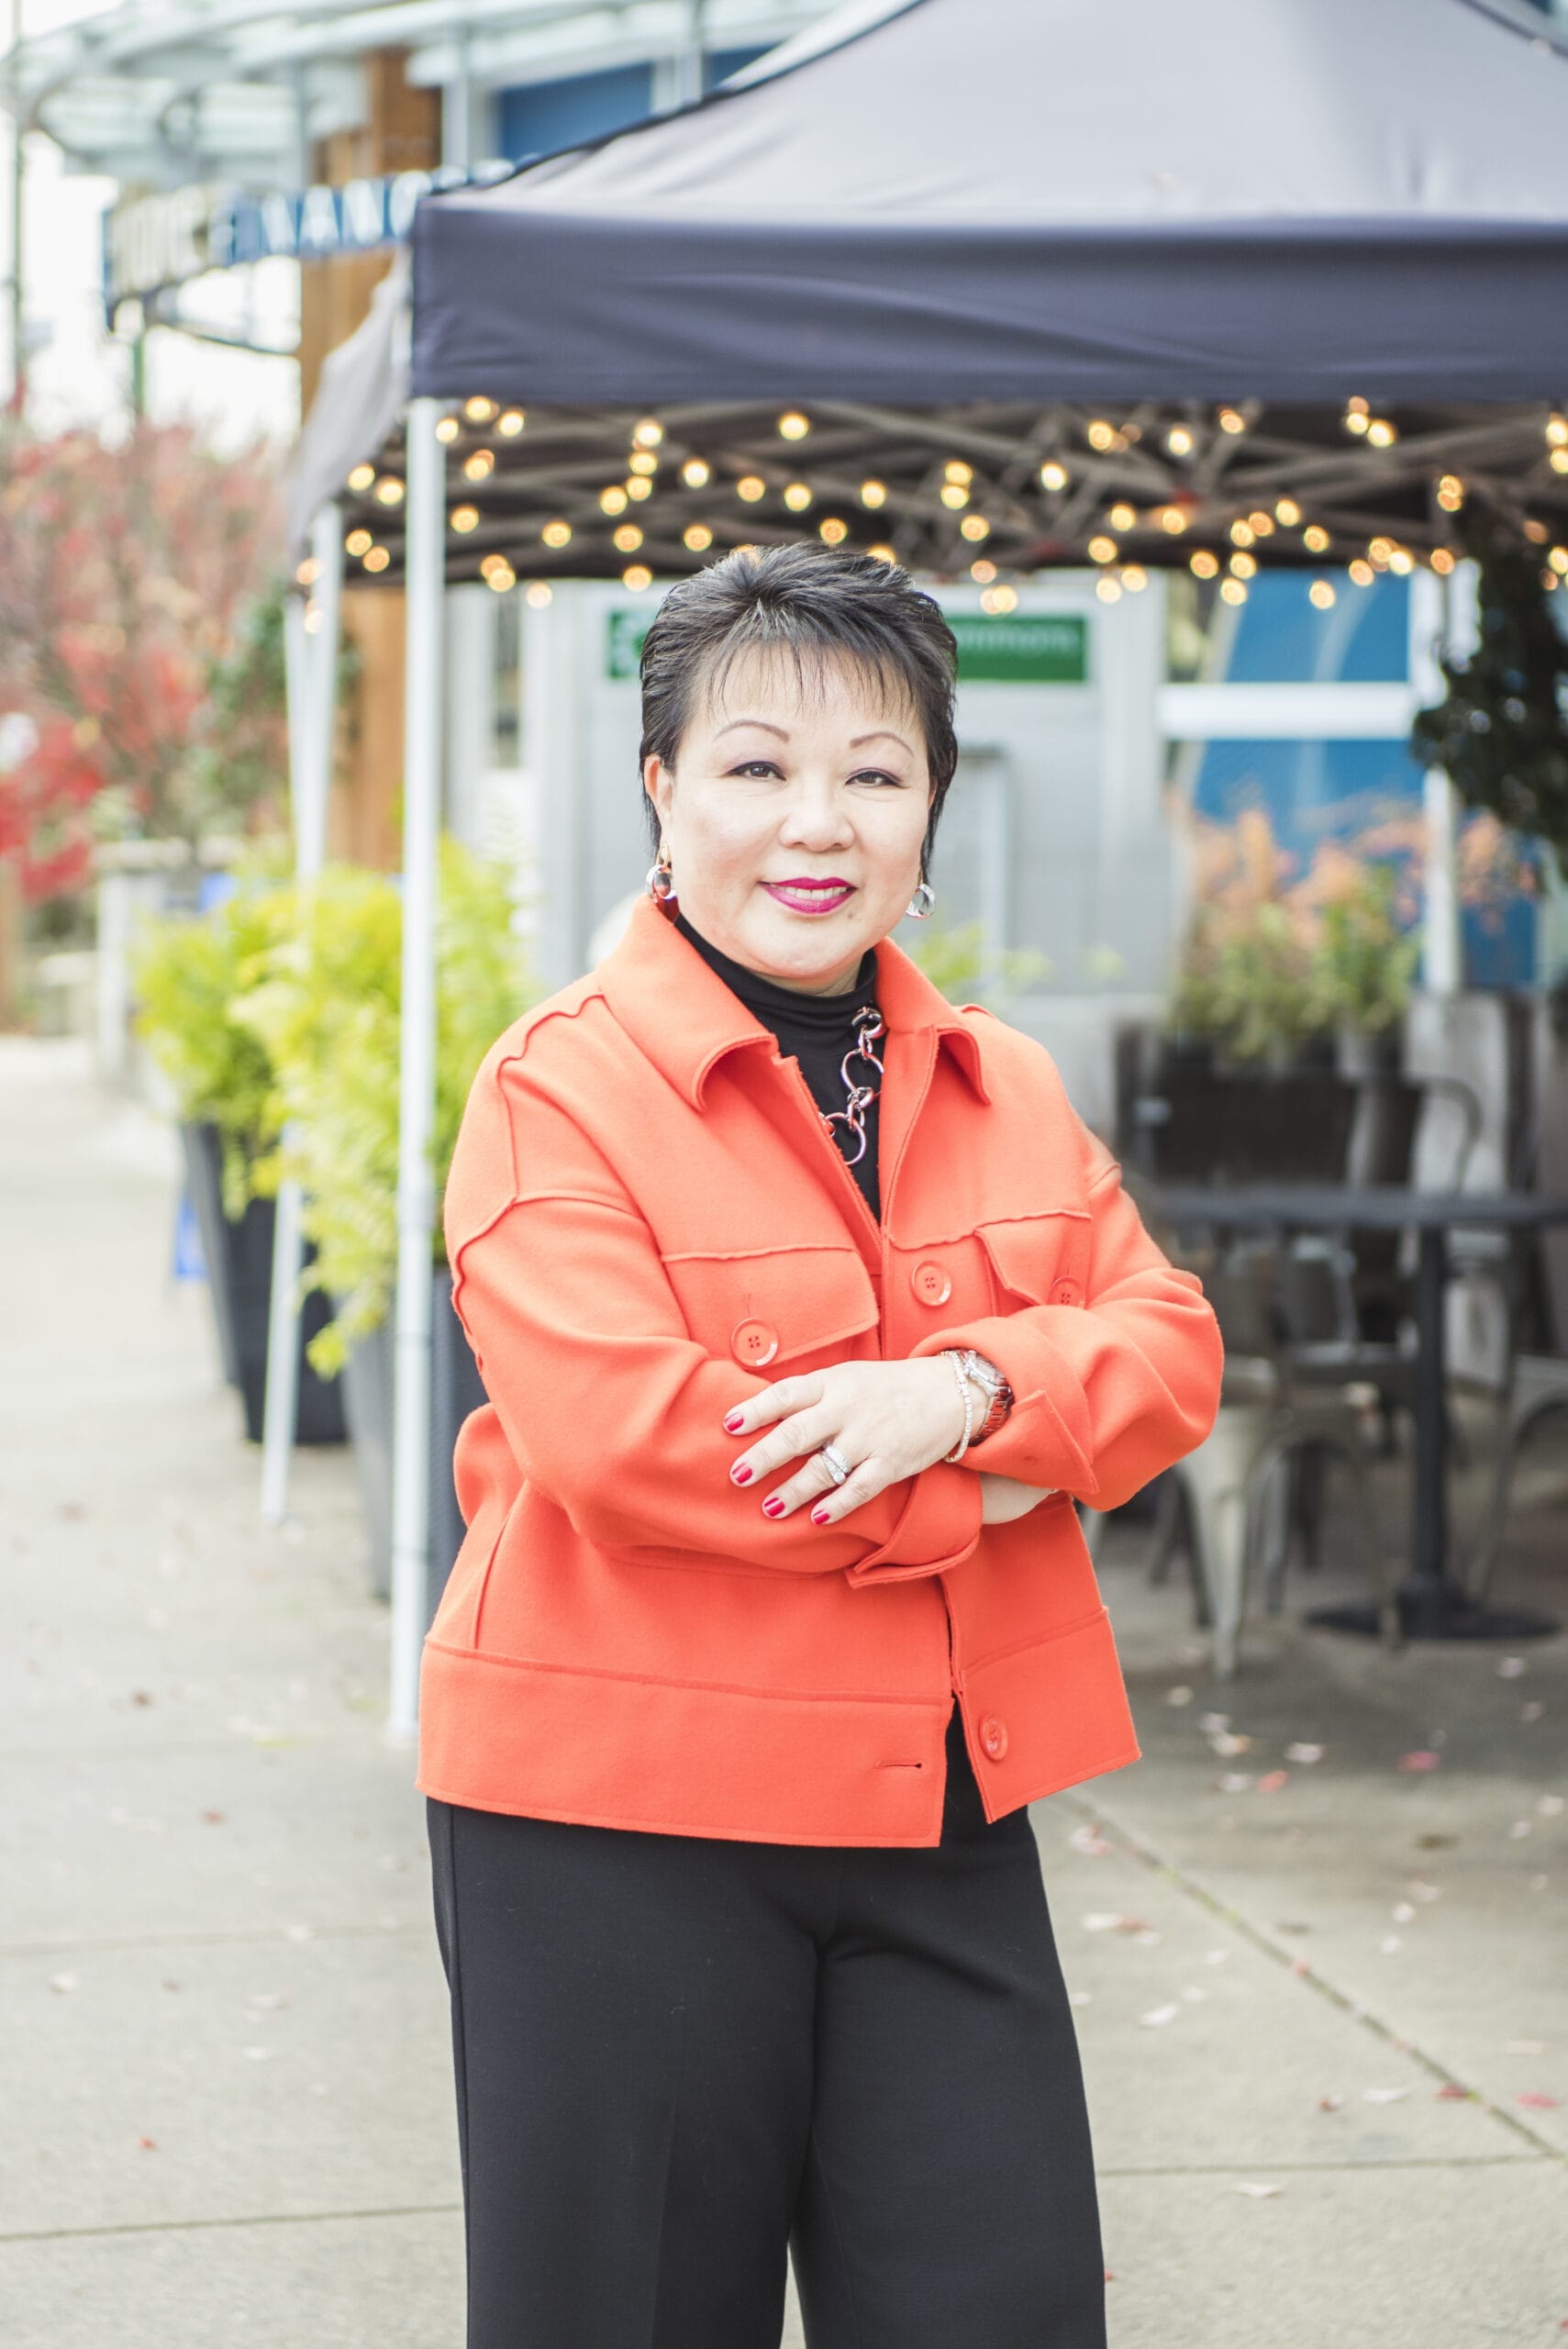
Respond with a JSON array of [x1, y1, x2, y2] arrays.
[[674, 910, 883, 1220]]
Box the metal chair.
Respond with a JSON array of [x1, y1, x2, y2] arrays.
[[1464, 1353, 1568, 1604]]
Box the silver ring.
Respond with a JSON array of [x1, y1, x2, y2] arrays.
[[817, 1442, 851, 1487]]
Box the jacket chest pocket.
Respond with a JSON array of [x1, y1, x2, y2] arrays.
[[976, 1211, 1094, 1311], [661, 1244, 880, 1373]]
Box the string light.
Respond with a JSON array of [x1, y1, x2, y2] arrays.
[[484, 562, 516, 594], [600, 484, 629, 514], [1437, 475, 1464, 511], [1218, 576, 1247, 603], [1229, 551, 1257, 579], [1229, 520, 1255, 547], [374, 475, 405, 505], [1365, 417, 1397, 449], [1247, 510, 1274, 536], [818, 517, 850, 544], [783, 482, 813, 511], [684, 522, 714, 551], [1551, 448, 1568, 474], [480, 551, 510, 582], [1348, 558, 1374, 585], [1275, 498, 1301, 527], [1164, 426, 1195, 457], [866, 543, 897, 564], [463, 450, 495, 481], [1303, 524, 1331, 553], [498, 409, 526, 437], [345, 529, 372, 557], [940, 483, 970, 509], [628, 451, 659, 477], [1388, 547, 1414, 575], [1343, 397, 1370, 435], [1086, 419, 1118, 451], [1368, 536, 1395, 565], [1431, 546, 1456, 574], [737, 475, 766, 502], [861, 479, 887, 507], [1550, 546, 1568, 574], [944, 460, 973, 484], [1217, 407, 1246, 435], [450, 506, 480, 533], [981, 584, 1019, 613], [464, 396, 497, 424], [970, 558, 996, 583], [632, 419, 663, 448], [1308, 579, 1336, 608], [295, 556, 320, 584], [347, 462, 375, 492], [1086, 534, 1118, 563], [682, 457, 712, 488], [435, 416, 461, 444], [1095, 575, 1122, 603], [614, 523, 644, 552], [1524, 518, 1548, 543], [540, 520, 572, 549], [1108, 502, 1136, 530], [777, 411, 810, 440], [1543, 567, 1560, 593], [1121, 564, 1149, 592], [1160, 506, 1188, 533], [960, 515, 990, 541], [626, 475, 653, 501], [1189, 550, 1219, 578], [362, 545, 390, 573], [1039, 460, 1069, 491], [622, 563, 653, 590], [525, 581, 552, 607], [1547, 413, 1568, 447]]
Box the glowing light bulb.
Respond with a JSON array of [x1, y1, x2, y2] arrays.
[[861, 479, 887, 507], [1348, 558, 1374, 585], [1121, 564, 1148, 592], [1547, 412, 1568, 447], [1160, 506, 1188, 533], [940, 483, 970, 509], [628, 451, 659, 477], [1108, 502, 1137, 531], [363, 545, 390, 573], [374, 475, 405, 505], [1308, 579, 1336, 608], [614, 523, 644, 552], [866, 543, 897, 564], [464, 396, 497, 423], [684, 522, 714, 551], [682, 458, 711, 488], [1165, 425, 1195, 456], [1086, 419, 1117, 451], [435, 416, 461, 444], [625, 475, 653, 501], [632, 419, 663, 448], [970, 558, 996, 583], [1189, 550, 1219, 579], [1039, 461, 1069, 491], [345, 529, 372, 557], [783, 482, 813, 511], [777, 411, 810, 440], [347, 462, 375, 493], [1095, 575, 1122, 603], [818, 518, 849, 544], [498, 409, 526, 437], [1217, 407, 1246, 435], [1248, 511, 1274, 536], [1303, 524, 1330, 553], [541, 520, 572, 549], [960, 514, 990, 541], [463, 450, 495, 481], [1218, 576, 1248, 604], [1431, 546, 1456, 574], [1366, 417, 1397, 449], [944, 460, 973, 484], [600, 484, 629, 514], [623, 563, 653, 590], [1086, 535, 1118, 563], [1275, 498, 1301, 527], [450, 505, 480, 533], [737, 475, 766, 502], [1229, 551, 1257, 579], [525, 581, 552, 607], [1229, 520, 1255, 547]]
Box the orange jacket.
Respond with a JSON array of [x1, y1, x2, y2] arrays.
[[417, 894, 1223, 1844]]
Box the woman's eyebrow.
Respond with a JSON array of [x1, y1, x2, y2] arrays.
[[850, 729, 913, 751], [714, 718, 789, 739]]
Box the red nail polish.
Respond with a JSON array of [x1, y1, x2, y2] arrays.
[[762, 1497, 785, 1518], [723, 1412, 745, 1433], [810, 1506, 830, 1526], [731, 1464, 752, 1485]]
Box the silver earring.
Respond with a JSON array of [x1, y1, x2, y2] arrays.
[[906, 879, 936, 920], [646, 846, 674, 902]]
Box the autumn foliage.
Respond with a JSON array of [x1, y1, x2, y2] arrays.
[[0, 421, 286, 903]]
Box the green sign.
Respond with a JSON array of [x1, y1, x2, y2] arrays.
[[951, 613, 1088, 684], [606, 609, 651, 680], [606, 607, 1088, 685]]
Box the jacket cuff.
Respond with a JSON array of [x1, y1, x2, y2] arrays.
[[843, 1459, 984, 1587]]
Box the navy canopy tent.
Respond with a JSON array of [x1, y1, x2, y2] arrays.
[[408, 0, 1568, 410]]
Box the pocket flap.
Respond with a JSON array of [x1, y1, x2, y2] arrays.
[[661, 1244, 879, 1368], [976, 1212, 1093, 1310]]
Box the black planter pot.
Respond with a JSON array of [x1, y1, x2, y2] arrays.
[[339, 1266, 487, 1631], [179, 1121, 347, 1446]]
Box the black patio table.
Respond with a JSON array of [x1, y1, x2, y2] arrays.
[[1153, 1186, 1568, 1643]]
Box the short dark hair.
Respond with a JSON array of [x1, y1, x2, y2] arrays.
[[637, 542, 959, 884]]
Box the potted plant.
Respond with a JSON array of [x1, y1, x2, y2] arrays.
[[235, 841, 537, 1611], [130, 863, 348, 1443]]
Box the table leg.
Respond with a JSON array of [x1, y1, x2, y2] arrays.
[[1305, 1221, 1558, 1643]]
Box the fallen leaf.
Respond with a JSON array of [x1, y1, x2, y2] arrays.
[[1317, 2095, 1343, 2111], [129, 1690, 154, 1707], [58, 1500, 86, 1520], [1256, 1770, 1289, 1794], [201, 1809, 226, 1825], [136, 2135, 157, 2151], [1397, 1751, 1440, 1773], [1518, 2091, 1561, 2110], [161, 1978, 183, 1993], [1435, 2084, 1473, 2100], [1290, 1956, 1310, 1976]]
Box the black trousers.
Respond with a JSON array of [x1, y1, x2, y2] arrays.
[[426, 1705, 1106, 2349]]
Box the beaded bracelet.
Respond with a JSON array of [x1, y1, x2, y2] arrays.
[[940, 1348, 975, 1464]]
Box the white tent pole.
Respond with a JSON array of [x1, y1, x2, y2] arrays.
[[388, 397, 445, 1742], [261, 505, 342, 1524], [1410, 562, 1462, 998]]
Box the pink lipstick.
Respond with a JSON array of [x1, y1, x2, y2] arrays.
[[762, 877, 856, 915]]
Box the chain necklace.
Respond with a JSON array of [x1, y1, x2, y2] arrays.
[[820, 1005, 885, 1166]]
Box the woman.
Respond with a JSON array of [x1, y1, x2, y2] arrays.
[[420, 543, 1223, 2349]]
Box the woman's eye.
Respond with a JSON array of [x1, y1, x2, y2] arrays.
[[850, 768, 902, 789], [728, 760, 783, 779]]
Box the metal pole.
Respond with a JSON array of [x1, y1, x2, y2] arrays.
[[261, 506, 341, 1524], [6, 0, 25, 417], [388, 397, 445, 1742], [1410, 563, 1462, 996]]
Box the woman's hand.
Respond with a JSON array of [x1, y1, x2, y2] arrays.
[[721, 1358, 1051, 1528], [978, 1472, 1052, 1524]]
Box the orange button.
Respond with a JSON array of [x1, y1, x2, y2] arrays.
[[911, 1260, 952, 1308], [1051, 1276, 1082, 1307], [730, 1319, 779, 1368], [980, 1714, 1009, 1762]]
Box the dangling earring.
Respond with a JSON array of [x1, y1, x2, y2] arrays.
[[646, 844, 675, 902], [906, 878, 936, 920]]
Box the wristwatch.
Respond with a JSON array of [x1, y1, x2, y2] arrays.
[[955, 1348, 1014, 1446]]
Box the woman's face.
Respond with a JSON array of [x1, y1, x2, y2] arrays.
[[643, 645, 934, 996]]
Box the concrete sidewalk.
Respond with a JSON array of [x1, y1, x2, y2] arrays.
[[2, 1036, 1563, 2347]]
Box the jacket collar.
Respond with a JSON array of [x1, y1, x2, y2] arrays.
[[597, 894, 992, 1110]]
